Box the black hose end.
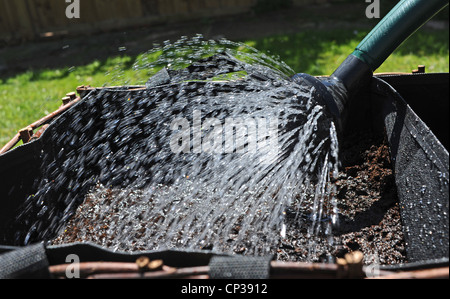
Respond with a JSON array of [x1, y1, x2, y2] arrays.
[[291, 73, 347, 132], [292, 55, 372, 132], [331, 54, 373, 99]]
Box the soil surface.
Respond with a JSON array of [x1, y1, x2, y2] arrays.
[[334, 129, 407, 265], [275, 127, 407, 265], [53, 126, 407, 265]]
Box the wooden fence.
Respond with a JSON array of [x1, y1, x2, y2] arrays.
[[0, 0, 260, 43]]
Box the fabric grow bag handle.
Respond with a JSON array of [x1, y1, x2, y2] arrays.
[[332, 0, 449, 96]]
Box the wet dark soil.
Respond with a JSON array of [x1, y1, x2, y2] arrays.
[[275, 127, 407, 265], [53, 126, 407, 265], [334, 129, 407, 265]]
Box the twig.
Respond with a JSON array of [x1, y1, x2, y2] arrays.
[[85, 265, 209, 279], [49, 262, 139, 279], [368, 267, 449, 279], [0, 95, 82, 154]]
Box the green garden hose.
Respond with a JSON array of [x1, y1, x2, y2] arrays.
[[354, 0, 449, 72], [332, 0, 449, 97]]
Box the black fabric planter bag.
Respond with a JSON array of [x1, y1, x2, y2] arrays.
[[0, 73, 448, 274]]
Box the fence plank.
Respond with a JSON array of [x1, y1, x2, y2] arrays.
[[0, 0, 268, 43], [175, 0, 190, 14], [1, 0, 36, 41]]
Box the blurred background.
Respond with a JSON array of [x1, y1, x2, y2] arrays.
[[0, 0, 448, 147]]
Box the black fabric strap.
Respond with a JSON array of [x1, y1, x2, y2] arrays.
[[0, 242, 50, 279], [209, 255, 272, 279]]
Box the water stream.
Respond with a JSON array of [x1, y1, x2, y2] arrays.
[[10, 36, 341, 260]]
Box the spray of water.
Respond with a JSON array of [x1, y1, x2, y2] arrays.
[[8, 35, 340, 260]]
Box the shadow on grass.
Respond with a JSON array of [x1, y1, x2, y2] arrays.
[[1, 25, 448, 84], [0, 27, 158, 83]]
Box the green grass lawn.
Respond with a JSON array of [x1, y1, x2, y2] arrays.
[[0, 28, 448, 147]]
